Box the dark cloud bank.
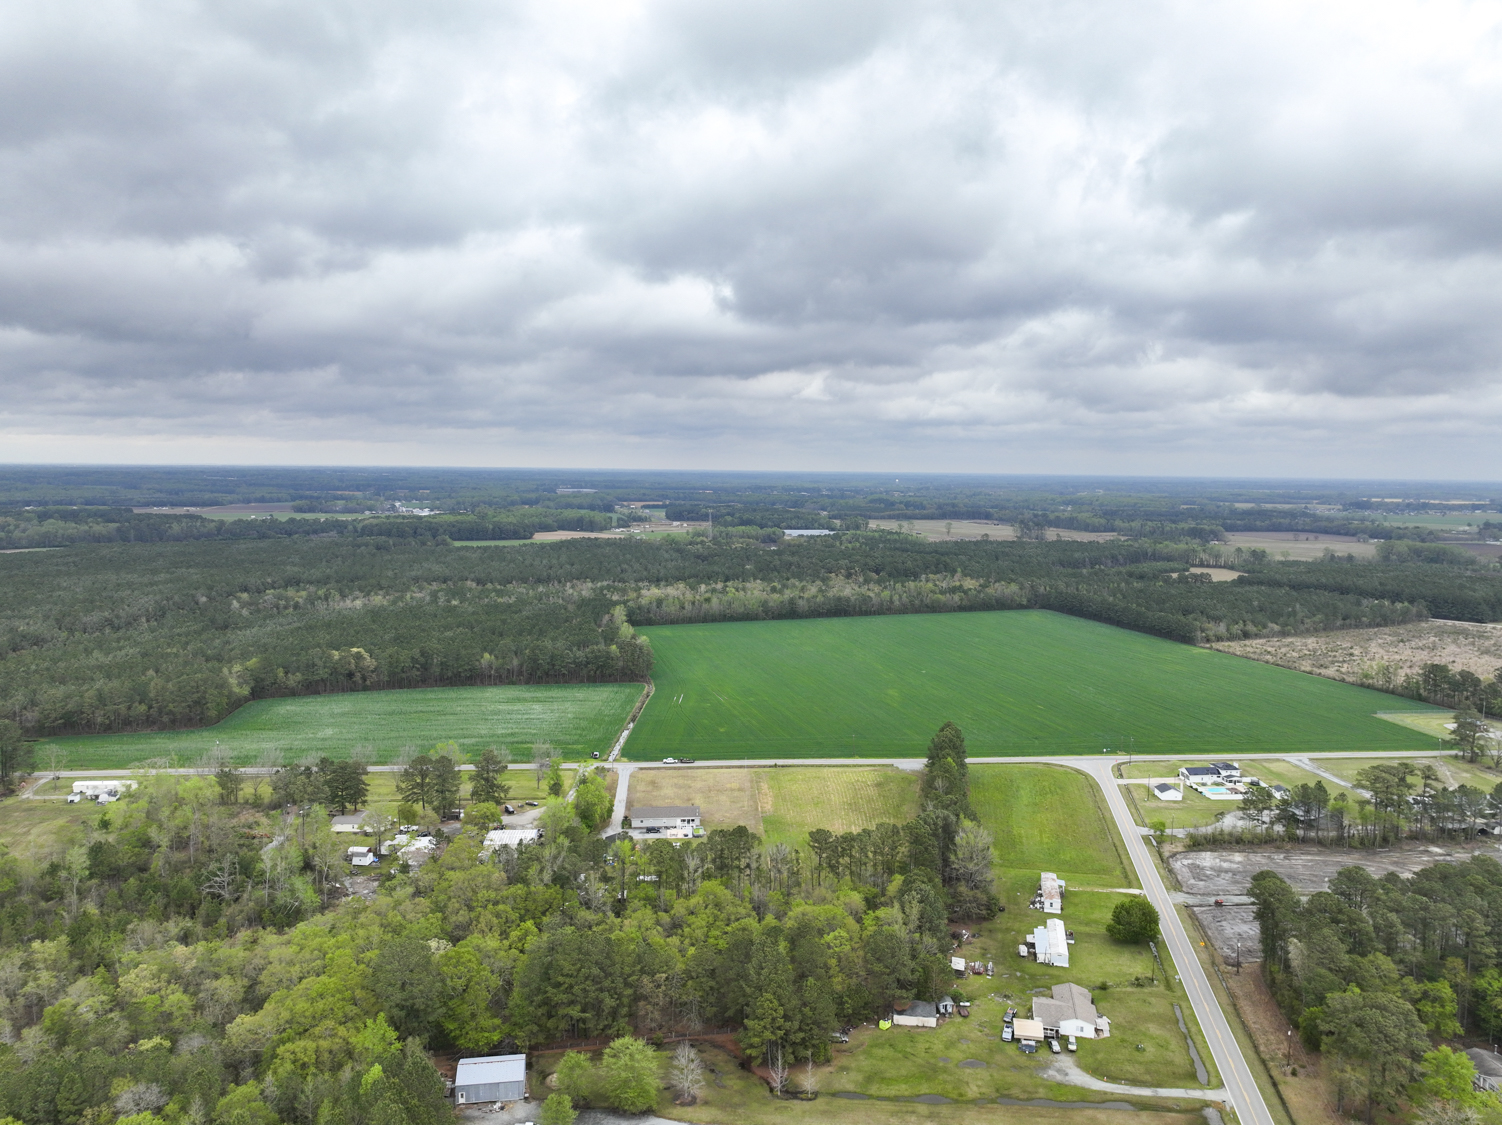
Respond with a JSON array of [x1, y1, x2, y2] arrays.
[[2, 0, 1500, 475]]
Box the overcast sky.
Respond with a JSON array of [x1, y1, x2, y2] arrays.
[[3, 0, 1501, 477]]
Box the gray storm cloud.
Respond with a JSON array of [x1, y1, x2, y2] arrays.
[[2, 0, 1500, 473]]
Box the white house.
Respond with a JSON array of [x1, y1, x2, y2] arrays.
[[346, 846, 377, 867], [1210, 761, 1241, 779], [628, 805, 701, 837], [453, 1055, 527, 1104], [69, 780, 137, 804], [1040, 871, 1064, 913], [1033, 983, 1109, 1039], [1151, 783, 1182, 801], [1178, 766, 1220, 783]]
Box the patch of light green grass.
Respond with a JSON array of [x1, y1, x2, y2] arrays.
[[33, 683, 642, 769]]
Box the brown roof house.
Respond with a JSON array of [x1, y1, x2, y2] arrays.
[[1033, 983, 1111, 1039]]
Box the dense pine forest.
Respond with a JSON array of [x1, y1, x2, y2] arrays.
[[1252, 858, 1502, 1120]]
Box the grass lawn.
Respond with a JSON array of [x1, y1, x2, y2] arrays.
[[1375, 711, 1458, 739], [31, 683, 643, 770], [1120, 759, 1359, 828], [629, 610, 1443, 760], [534, 1042, 1211, 1125], [969, 765, 1133, 891], [619, 766, 921, 844], [757, 767, 921, 847], [0, 795, 94, 856]]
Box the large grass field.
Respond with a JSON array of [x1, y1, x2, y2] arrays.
[[969, 765, 1133, 892], [629, 610, 1442, 760], [32, 683, 643, 770]]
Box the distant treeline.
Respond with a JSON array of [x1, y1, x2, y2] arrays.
[[4, 531, 1497, 737]]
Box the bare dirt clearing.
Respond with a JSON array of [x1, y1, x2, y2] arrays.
[[1211, 618, 1502, 687], [869, 519, 1119, 542], [1223, 531, 1376, 561], [1187, 567, 1245, 582], [1171, 842, 1502, 958]]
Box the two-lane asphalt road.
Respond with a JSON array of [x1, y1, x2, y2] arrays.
[[1078, 757, 1275, 1125]]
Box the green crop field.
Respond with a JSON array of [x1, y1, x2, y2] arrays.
[[628, 610, 1443, 760], [32, 683, 643, 770]]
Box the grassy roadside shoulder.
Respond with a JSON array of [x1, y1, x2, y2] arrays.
[[1144, 837, 1296, 1125]]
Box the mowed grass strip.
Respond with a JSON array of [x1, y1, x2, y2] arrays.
[[756, 767, 920, 847], [629, 610, 1443, 761], [34, 683, 643, 769], [970, 764, 1133, 890]]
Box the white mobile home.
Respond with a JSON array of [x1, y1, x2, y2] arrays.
[[69, 780, 137, 804], [1040, 871, 1064, 914]]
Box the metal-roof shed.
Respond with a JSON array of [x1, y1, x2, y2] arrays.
[[453, 1054, 527, 1105]]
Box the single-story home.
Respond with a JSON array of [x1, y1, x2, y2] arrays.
[[453, 1054, 527, 1104], [1012, 1017, 1045, 1043], [1269, 784, 1291, 799], [1467, 1048, 1502, 1092], [891, 1000, 938, 1028], [1034, 983, 1110, 1039], [1151, 783, 1182, 801], [629, 805, 701, 835]]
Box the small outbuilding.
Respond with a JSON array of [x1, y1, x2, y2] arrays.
[[1151, 783, 1182, 801], [937, 996, 955, 1016], [453, 1054, 527, 1105], [891, 1000, 939, 1028], [1012, 1017, 1045, 1044]]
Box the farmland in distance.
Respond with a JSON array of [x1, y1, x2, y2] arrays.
[[628, 610, 1442, 760], [33, 683, 643, 770]]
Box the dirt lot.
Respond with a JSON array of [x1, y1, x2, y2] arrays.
[[869, 520, 1119, 543], [1170, 842, 1501, 958], [1223, 531, 1377, 561], [1211, 618, 1502, 688]]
